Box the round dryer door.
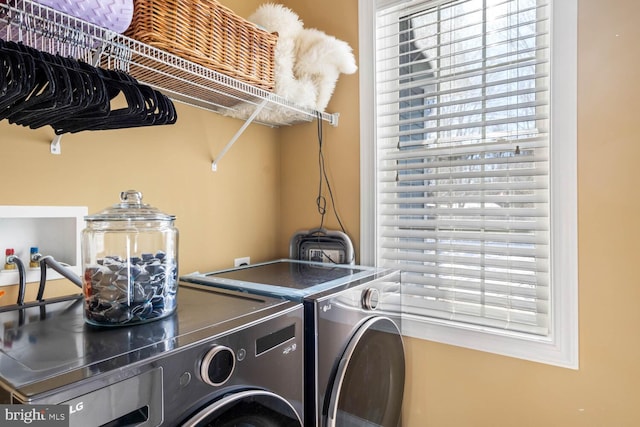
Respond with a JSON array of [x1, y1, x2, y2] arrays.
[[326, 316, 405, 427], [183, 390, 303, 427]]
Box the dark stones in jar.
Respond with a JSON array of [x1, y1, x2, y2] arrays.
[[84, 251, 177, 326]]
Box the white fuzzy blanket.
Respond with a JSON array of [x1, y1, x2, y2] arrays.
[[225, 3, 357, 123]]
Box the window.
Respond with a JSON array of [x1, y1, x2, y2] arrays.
[[359, 0, 577, 368]]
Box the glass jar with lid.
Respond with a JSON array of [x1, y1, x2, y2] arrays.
[[82, 190, 178, 327]]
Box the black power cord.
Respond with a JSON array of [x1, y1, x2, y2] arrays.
[[315, 111, 347, 233], [313, 112, 354, 264]]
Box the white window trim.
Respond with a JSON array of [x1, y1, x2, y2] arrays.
[[359, 0, 578, 369]]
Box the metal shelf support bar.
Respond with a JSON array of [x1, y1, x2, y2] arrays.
[[211, 99, 270, 172]]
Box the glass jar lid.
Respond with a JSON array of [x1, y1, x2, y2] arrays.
[[85, 190, 176, 222]]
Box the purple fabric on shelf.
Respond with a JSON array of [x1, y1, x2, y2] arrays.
[[34, 0, 134, 33]]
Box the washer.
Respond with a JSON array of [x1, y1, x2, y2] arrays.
[[0, 281, 304, 426], [182, 259, 405, 427]]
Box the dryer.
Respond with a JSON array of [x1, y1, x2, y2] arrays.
[[182, 259, 405, 427], [0, 281, 304, 426]]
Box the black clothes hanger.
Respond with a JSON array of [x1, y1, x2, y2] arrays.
[[23, 54, 108, 129], [0, 39, 177, 133], [0, 42, 37, 114], [24, 57, 95, 128], [2, 42, 63, 124], [51, 68, 177, 133]]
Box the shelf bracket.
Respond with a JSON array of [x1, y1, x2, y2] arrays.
[[211, 99, 269, 172], [50, 135, 62, 155]]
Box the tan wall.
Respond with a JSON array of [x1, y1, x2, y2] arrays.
[[1, 0, 639, 425]]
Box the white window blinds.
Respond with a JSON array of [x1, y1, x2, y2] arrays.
[[375, 0, 551, 335]]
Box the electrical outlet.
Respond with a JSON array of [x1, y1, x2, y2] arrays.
[[234, 257, 250, 267]]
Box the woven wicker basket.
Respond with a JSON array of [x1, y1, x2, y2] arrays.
[[124, 0, 276, 91]]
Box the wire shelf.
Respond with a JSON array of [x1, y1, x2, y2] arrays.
[[0, 0, 338, 127]]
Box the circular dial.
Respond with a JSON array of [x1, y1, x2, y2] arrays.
[[200, 345, 235, 387], [361, 288, 380, 310]]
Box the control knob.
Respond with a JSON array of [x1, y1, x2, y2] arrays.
[[361, 288, 380, 310], [200, 345, 235, 386]]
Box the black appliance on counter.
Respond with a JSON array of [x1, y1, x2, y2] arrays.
[[0, 282, 304, 426], [181, 259, 405, 427]]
